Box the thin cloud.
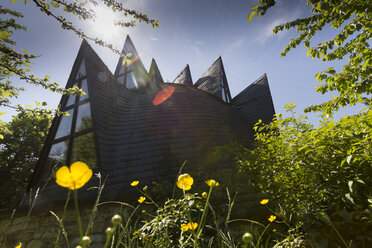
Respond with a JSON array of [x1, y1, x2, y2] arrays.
[[250, 1, 303, 44]]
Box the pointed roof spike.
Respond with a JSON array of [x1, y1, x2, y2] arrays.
[[149, 58, 164, 84], [172, 64, 193, 86], [114, 35, 149, 88], [194, 56, 231, 102], [231, 73, 275, 125]]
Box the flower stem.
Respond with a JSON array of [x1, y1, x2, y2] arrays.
[[73, 189, 83, 240], [194, 186, 213, 248], [256, 223, 270, 247]]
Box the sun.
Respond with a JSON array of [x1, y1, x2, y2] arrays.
[[90, 5, 123, 41]]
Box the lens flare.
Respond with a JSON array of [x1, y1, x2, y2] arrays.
[[152, 86, 175, 105], [125, 55, 141, 67]]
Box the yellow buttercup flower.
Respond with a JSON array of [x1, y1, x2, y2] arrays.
[[15, 243, 23, 248], [205, 179, 219, 187], [131, 181, 139, 186], [56, 161, 92, 190], [260, 199, 269, 205], [177, 173, 194, 190], [138, 196, 146, 203], [180, 223, 188, 232], [268, 215, 276, 222], [187, 222, 198, 230]]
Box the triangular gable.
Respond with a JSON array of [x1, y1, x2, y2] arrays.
[[27, 40, 107, 191], [194, 57, 231, 102], [172, 64, 193, 86], [114, 35, 149, 89], [231, 74, 275, 125], [149, 59, 164, 84]]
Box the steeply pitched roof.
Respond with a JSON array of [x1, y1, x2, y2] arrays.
[[194, 57, 231, 102], [149, 59, 164, 84], [231, 74, 275, 125], [172, 65, 193, 86], [114, 35, 149, 88]]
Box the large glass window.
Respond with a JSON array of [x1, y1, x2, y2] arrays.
[[55, 109, 73, 139], [117, 75, 125, 85], [40, 141, 69, 181], [221, 87, 227, 102], [44, 58, 98, 180], [66, 95, 76, 107], [71, 133, 97, 169], [75, 103, 92, 132], [75, 59, 86, 80], [48, 141, 69, 164], [80, 79, 89, 101], [119, 63, 125, 75], [126, 72, 137, 89]]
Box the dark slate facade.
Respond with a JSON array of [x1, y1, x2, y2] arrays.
[[22, 36, 275, 209]]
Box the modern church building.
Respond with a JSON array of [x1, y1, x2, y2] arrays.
[[23, 36, 275, 209]]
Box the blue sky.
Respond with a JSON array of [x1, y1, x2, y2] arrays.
[[1, 0, 363, 124]]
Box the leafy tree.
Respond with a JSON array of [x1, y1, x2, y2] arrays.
[[249, 0, 371, 115], [0, 5, 82, 114], [0, 105, 52, 209], [219, 106, 372, 246]]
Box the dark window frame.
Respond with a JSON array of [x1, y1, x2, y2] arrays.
[[47, 71, 96, 167]]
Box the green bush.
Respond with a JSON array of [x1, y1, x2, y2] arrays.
[[219, 105, 372, 246]]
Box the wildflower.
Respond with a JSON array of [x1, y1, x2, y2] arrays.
[[131, 181, 139, 186], [242, 232, 253, 244], [143, 186, 148, 191], [187, 222, 198, 230], [106, 227, 114, 235], [15, 243, 23, 248], [56, 162, 92, 190], [260, 199, 269, 205], [202, 192, 208, 199], [268, 215, 276, 222], [205, 179, 219, 187], [180, 223, 188, 232], [177, 173, 194, 190], [142, 235, 150, 244], [81, 236, 91, 246], [111, 215, 122, 225], [138, 196, 146, 203]]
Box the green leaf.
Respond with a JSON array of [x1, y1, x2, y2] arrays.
[[348, 181, 353, 193], [11, 0, 19, 2], [345, 193, 354, 204], [0, 31, 11, 39], [247, 12, 256, 22], [346, 155, 352, 164], [0, 112, 6, 115], [306, 49, 312, 56], [251, 5, 259, 10], [51, 1, 59, 8]]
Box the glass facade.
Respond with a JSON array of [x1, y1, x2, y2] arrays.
[[80, 79, 89, 101], [126, 72, 137, 89], [55, 109, 73, 139], [71, 132, 97, 169], [44, 59, 98, 181], [75, 59, 86, 80], [75, 103, 92, 132]]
